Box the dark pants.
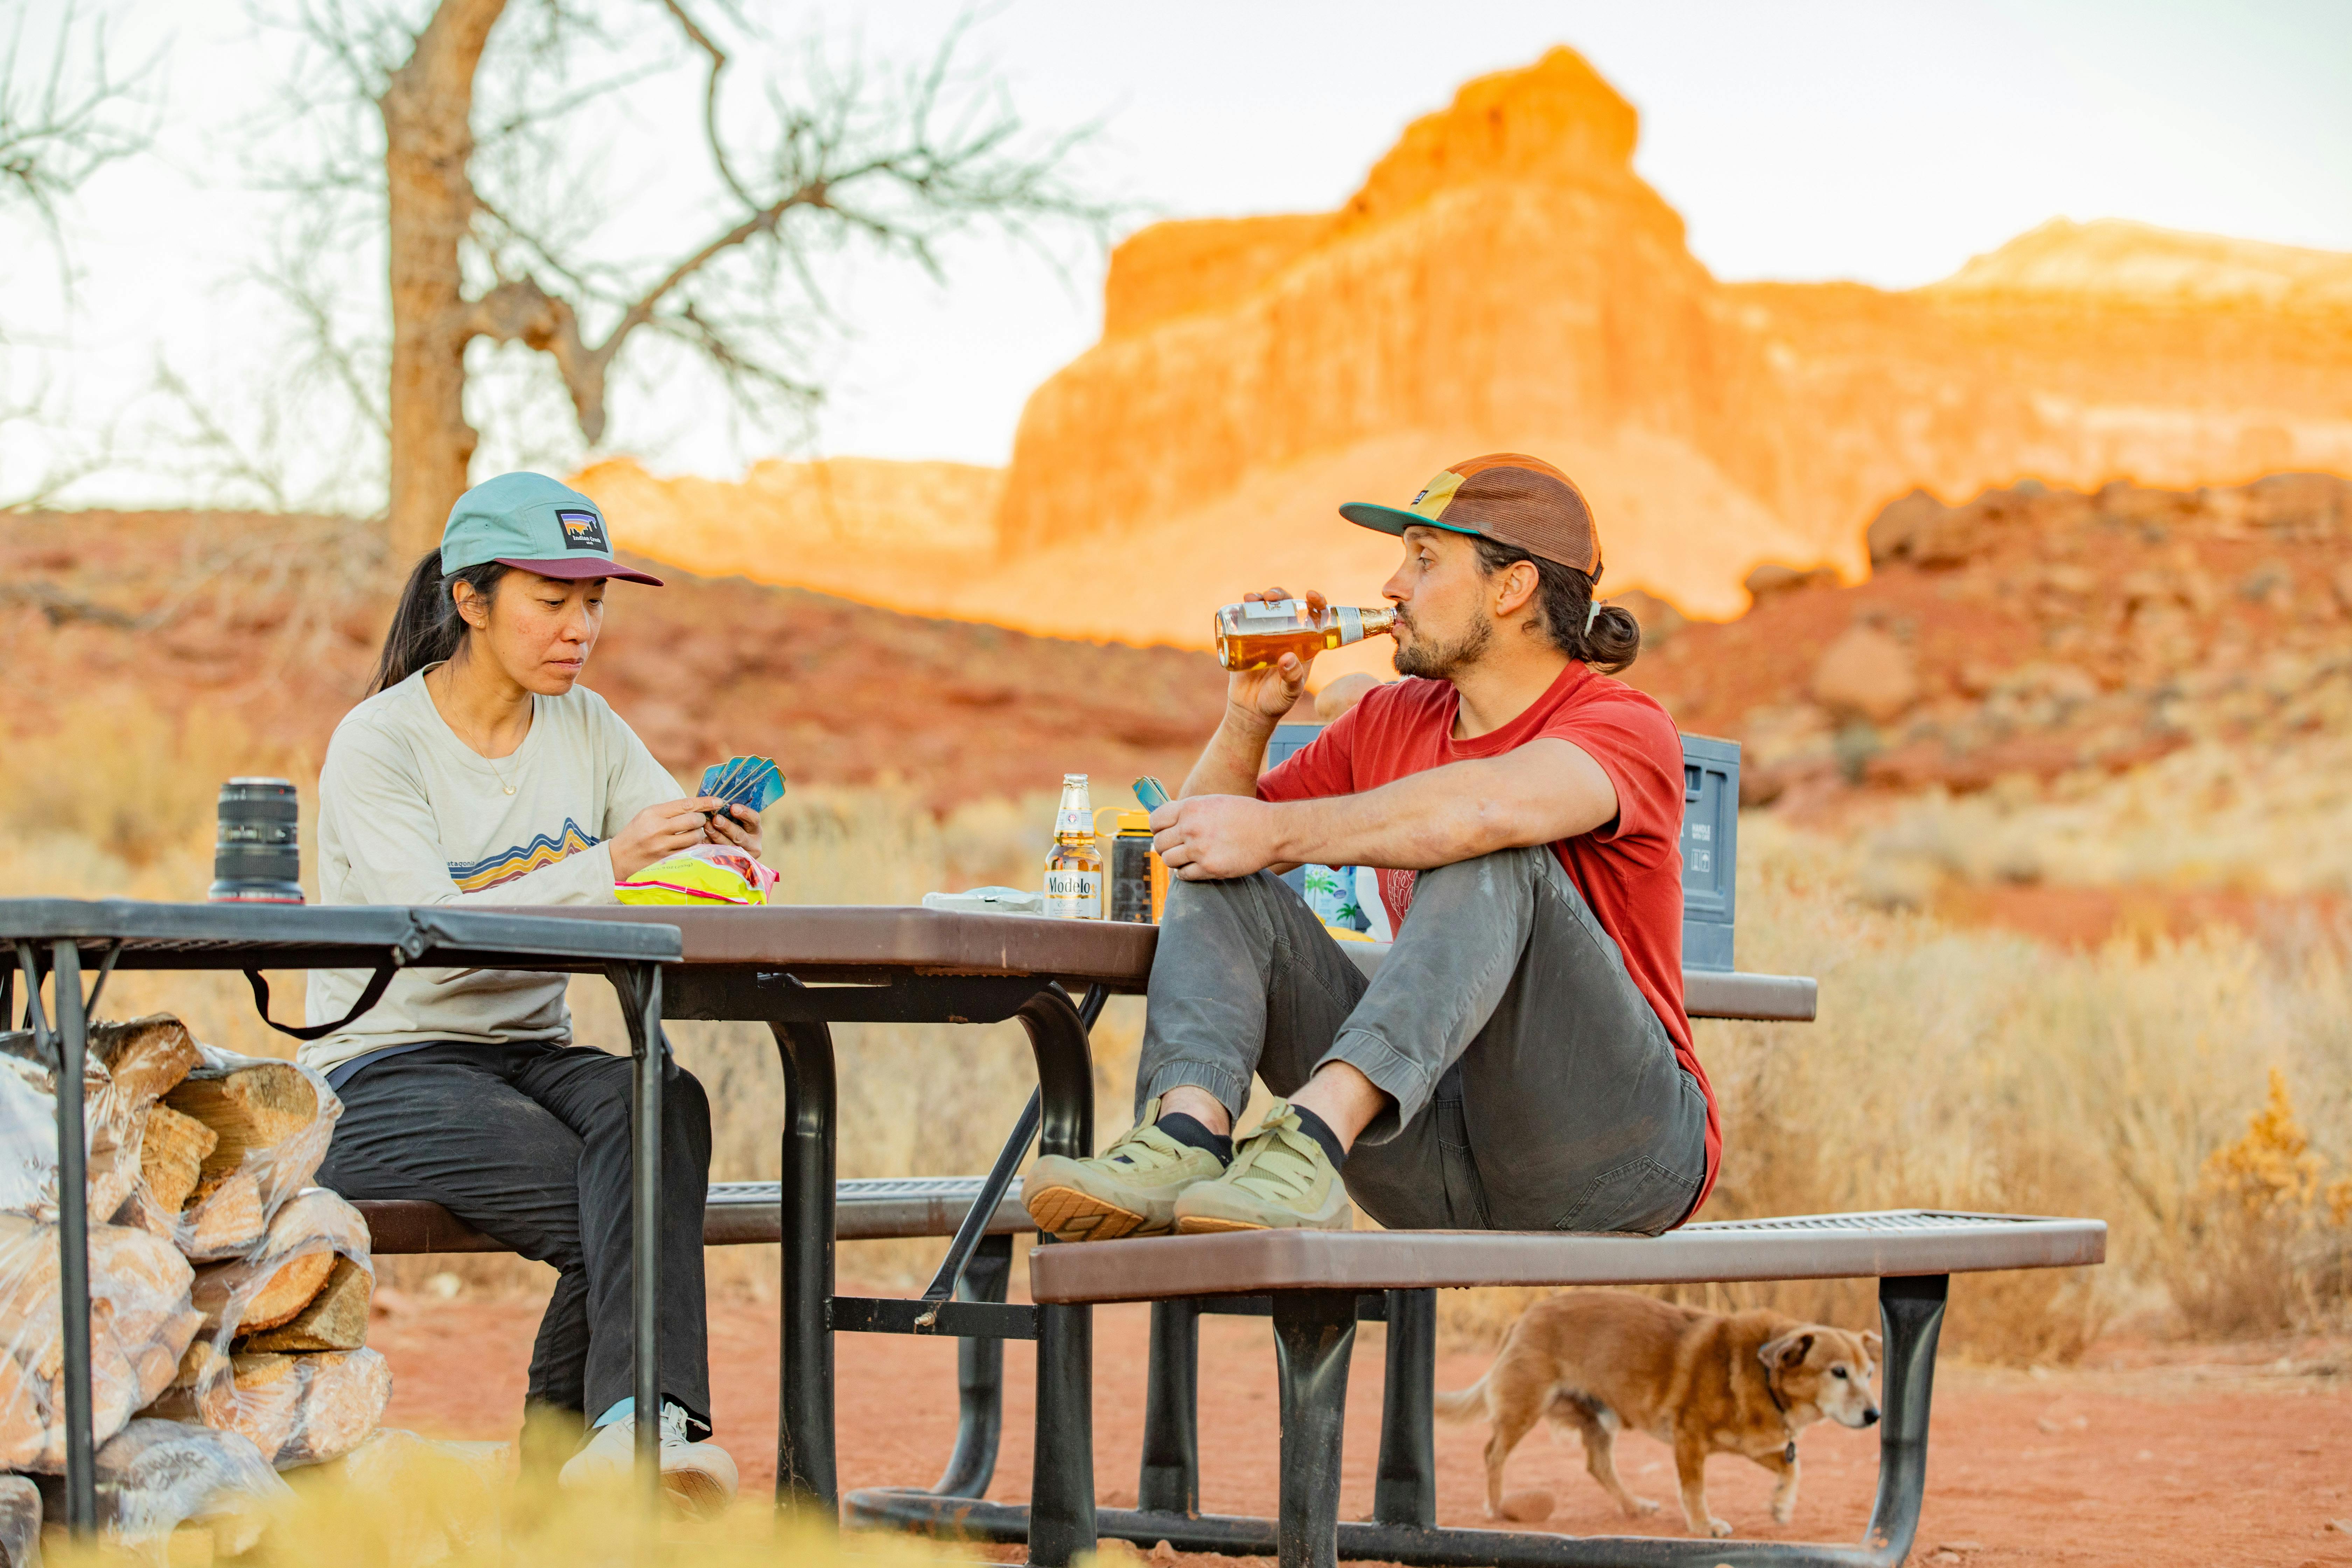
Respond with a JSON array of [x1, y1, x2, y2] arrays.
[[1137, 846, 1709, 1234], [318, 1042, 715, 1430]]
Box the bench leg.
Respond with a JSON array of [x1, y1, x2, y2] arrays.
[[927, 1232, 1014, 1498], [1019, 985, 1098, 1567], [1865, 1274, 1948, 1563], [1373, 1288, 1437, 1528], [772, 1019, 840, 1517], [1138, 1297, 1202, 1513], [1273, 1289, 1358, 1568]]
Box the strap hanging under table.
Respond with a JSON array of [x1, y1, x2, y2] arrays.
[[244, 964, 395, 1040]]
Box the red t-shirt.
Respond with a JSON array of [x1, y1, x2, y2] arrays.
[[1256, 662, 1720, 1210]]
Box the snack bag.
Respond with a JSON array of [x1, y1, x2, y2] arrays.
[[614, 842, 781, 906]]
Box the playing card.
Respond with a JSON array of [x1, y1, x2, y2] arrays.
[[699, 755, 784, 815]]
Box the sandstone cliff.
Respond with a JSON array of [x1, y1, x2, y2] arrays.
[[583, 45, 2352, 650]]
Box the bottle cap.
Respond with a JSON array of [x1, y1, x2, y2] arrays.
[[1116, 810, 1151, 833]]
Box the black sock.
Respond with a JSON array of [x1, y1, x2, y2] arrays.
[[1155, 1111, 1233, 1164], [1290, 1105, 1350, 1171]]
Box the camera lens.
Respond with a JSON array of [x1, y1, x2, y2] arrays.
[[208, 778, 304, 904]]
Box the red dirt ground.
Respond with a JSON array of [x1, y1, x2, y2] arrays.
[[366, 1280, 2352, 1568]]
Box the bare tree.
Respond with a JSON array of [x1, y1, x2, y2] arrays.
[[274, 0, 1103, 558], [0, 1, 151, 255], [1, 1, 154, 509]]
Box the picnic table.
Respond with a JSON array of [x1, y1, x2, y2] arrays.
[[0, 898, 682, 1539], [530, 905, 1820, 1565], [7, 895, 1831, 1561]]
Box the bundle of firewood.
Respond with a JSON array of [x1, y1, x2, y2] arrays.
[[1, 1015, 385, 1488], [0, 1217, 200, 1473]]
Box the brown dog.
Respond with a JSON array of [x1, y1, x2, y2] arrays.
[[1435, 1290, 1881, 1538]]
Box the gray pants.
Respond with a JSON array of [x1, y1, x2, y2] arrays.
[[1137, 846, 1708, 1234], [317, 1042, 714, 1429]]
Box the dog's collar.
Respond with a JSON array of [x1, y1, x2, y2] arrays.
[[1764, 1370, 1798, 1464]]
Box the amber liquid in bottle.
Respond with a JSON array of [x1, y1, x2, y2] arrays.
[[1214, 600, 1399, 672], [1043, 774, 1103, 919]]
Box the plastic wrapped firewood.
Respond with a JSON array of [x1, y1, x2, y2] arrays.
[[188, 1191, 372, 1342], [0, 1015, 201, 1226], [160, 1050, 340, 1263], [71, 1417, 292, 1564], [0, 1216, 200, 1472], [214, 1349, 391, 1470], [0, 1474, 36, 1568], [237, 1260, 369, 1354]]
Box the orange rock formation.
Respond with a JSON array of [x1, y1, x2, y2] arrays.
[[586, 46, 2352, 653]]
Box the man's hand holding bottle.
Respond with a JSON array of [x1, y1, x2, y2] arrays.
[[1225, 586, 1328, 723]]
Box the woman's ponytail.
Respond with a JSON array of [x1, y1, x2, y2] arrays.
[[370, 548, 509, 695]]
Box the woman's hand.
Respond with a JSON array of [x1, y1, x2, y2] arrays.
[[706, 803, 763, 860], [1228, 586, 1326, 723], [608, 799, 720, 882]]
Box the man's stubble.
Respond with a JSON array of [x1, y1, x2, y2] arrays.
[[1392, 609, 1494, 683]]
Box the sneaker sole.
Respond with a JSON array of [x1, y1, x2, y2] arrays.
[[1023, 1183, 1160, 1241], [1174, 1213, 1268, 1234], [662, 1468, 734, 1519]]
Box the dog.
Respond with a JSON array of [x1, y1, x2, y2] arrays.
[[1434, 1289, 1881, 1538]]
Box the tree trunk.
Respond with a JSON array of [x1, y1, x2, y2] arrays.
[[380, 0, 508, 561]]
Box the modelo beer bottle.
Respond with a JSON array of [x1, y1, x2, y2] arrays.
[[1044, 775, 1103, 918], [1215, 598, 1399, 672]]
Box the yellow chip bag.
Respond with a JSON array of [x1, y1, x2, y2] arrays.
[[614, 845, 780, 906]]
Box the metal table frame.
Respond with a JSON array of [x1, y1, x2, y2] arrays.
[[0, 899, 682, 1538]]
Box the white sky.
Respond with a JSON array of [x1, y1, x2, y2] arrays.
[[7, 0, 2350, 509]]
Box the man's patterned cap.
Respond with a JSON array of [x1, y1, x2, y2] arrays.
[[1339, 453, 1600, 574]]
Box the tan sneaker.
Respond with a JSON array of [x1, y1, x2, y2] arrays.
[[1174, 1101, 1355, 1234], [1023, 1097, 1229, 1240]]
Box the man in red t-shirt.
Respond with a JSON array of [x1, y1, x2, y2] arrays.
[[1025, 453, 1717, 1241]]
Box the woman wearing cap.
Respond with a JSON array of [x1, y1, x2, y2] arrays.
[[308, 472, 747, 1510]]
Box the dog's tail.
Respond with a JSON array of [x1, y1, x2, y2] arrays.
[[1432, 1371, 1489, 1423]]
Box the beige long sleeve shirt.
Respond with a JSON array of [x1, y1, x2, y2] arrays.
[[300, 668, 681, 1075]]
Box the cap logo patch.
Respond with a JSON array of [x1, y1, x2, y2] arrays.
[[1407, 470, 1464, 519], [556, 509, 609, 552]]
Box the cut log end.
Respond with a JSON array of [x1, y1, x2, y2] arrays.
[[240, 1258, 371, 1353], [167, 1063, 318, 1184], [234, 1251, 337, 1335], [141, 1103, 219, 1218]]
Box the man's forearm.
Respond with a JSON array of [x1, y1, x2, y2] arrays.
[[1180, 704, 1280, 799], [1263, 742, 1618, 870]]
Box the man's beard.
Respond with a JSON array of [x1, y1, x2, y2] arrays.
[[1392, 612, 1494, 681]]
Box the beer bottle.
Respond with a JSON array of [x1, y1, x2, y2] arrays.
[[1044, 774, 1104, 918], [1214, 598, 1399, 672]]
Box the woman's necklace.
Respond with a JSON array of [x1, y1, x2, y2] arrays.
[[484, 750, 519, 797], [433, 665, 525, 795]]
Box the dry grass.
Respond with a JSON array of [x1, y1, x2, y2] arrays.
[[1468, 817, 2352, 1364], [6, 708, 2348, 1361]]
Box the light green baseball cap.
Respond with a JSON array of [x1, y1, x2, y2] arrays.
[[440, 471, 664, 586]]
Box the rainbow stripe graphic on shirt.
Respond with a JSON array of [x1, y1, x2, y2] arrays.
[[448, 819, 599, 893]]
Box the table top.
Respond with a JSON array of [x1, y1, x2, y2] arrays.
[[0, 898, 682, 971], [526, 903, 1161, 991], [496, 906, 1818, 1020]]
